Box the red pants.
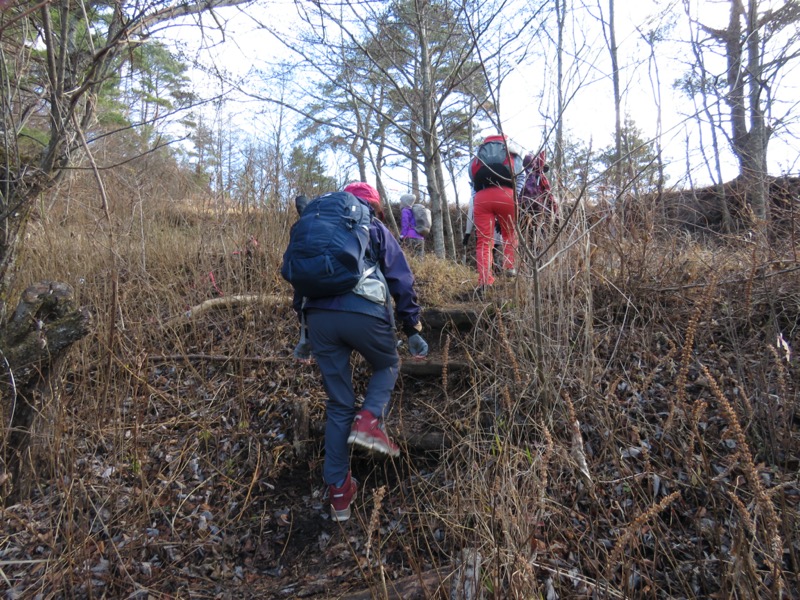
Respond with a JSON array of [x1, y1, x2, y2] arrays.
[[473, 186, 517, 286]]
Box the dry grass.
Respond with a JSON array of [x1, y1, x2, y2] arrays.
[[404, 254, 476, 306], [2, 174, 798, 598]]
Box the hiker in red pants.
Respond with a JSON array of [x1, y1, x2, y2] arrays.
[[465, 134, 526, 293]]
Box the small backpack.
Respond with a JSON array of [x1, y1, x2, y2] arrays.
[[411, 204, 432, 236], [469, 135, 523, 192], [281, 191, 375, 299], [521, 171, 548, 212]]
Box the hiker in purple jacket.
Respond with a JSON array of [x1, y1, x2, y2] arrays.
[[399, 193, 425, 257], [291, 182, 429, 522]]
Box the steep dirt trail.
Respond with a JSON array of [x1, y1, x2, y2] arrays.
[[247, 302, 487, 598]]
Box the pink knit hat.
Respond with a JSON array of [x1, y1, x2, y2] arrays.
[[343, 182, 381, 209]]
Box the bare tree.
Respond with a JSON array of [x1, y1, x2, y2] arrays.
[[248, 0, 543, 259], [686, 0, 800, 224], [636, 11, 673, 205], [677, 3, 735, 233], [554, 0, 567, 175], [540, 0, 598, 202], [0, 0, 256, 502], [597, 0, 622, 194]]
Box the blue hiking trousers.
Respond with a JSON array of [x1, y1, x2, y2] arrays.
[[305, 309, 400, 486]]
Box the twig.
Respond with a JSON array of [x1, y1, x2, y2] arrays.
[[235, 442, 262, 523], [148, 354, 294, 365], [640, 262, 800, 293]]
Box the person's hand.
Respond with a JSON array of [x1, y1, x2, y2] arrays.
[[293, 339, 312, 361], [462, 233, 471, 246], [408, 333, 428, 358]]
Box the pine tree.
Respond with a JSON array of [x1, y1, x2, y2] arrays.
[[598, 116, 662, 197]]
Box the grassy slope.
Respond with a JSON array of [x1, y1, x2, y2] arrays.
[[1, 189, 798, 599]]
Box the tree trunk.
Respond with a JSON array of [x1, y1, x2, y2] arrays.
[[418, 9, 446, 259], [376, 174, 400, 234], [410, 126, 421, 198], [433, 138, 456, 259], [723, 0, 771, 225], [372, 110, 400, 234], [423, 137, 446, 259], [608, 0, 622, 197], [742, 0, 770, 223], [0, 175, 52, 323], [1, 281, 91, 504], [738, 145, 769, 224], [686, 16, 735, 233], [554, 0, 566, 176]]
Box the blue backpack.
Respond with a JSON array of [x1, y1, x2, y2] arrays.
[[281, 191, 375, 299]]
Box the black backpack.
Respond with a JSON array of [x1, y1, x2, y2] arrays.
[[469, 135, 523, 191]]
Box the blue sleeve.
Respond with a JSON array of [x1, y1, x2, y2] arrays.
[[372, 221, 422, 334]]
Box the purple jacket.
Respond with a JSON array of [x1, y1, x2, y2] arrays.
[[293, 210, 423, 336], [401, 207, 424, 240]]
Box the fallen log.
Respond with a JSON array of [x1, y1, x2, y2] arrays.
[[169, 298, 481, 337], [165, 293, 288, 325], [340, 567, 450, 600], [422, 306, 480, 330], [402, 358, 470, 376], [146, 354, 470, 379]]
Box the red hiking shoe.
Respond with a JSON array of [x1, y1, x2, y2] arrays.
[[347, 409, 401, 457], [329, 471, 357, 522]]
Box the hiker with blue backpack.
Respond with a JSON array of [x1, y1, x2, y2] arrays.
[[281, 182, 429, 522], [399, 193, 429, 258], [463, 134, 526, 294]]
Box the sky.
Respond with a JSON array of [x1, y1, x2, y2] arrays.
[[499, 0, 800, 186], [162, 0, 800, 202]]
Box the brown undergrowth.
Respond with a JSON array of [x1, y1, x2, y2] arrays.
[[0, 187, 797, 599]]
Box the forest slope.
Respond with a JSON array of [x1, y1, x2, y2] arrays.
[[1, 196, 798, 599]]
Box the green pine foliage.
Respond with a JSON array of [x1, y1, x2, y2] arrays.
[[598, 115, 663, 195]]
